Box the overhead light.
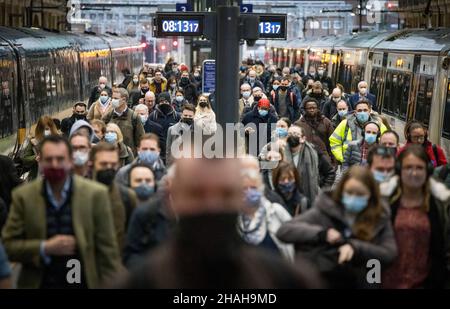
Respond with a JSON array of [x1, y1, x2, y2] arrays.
[[350, 13, 356, 16]]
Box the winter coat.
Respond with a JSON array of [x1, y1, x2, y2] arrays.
[[283, 142, 335, 205], [342, 139, 367, 171], [194, 109, 217, 135], [87, 98, 113, 121], [301, 90, 329, 114], [149, 79, 168, 95], [241, 108, 278, 156], [61, 114, 87, 138], [115, 157, 166, 187], [165, 121, 202, 166], [277, 191, 398, 288], [399, 141, 447, 168], [295, 116, 334, 164], [179, 82, 198, 104], [88, 85, 112, 109], [380, 176, 450, 288], [349, 92, 377, 112], [102, 108, 144, 152], [268, 89, 300, 123]]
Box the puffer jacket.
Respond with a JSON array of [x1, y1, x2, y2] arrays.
[[277, 191, 397, 288]]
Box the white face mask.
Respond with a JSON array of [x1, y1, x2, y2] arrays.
[[44, 129, 51, 136], [99, 83, 106, 89], [73, 151, 89, 167], [133, 78, 139, 84], [112, 98, 121, 109], [359, 87, 367, 95], [140, 115, 148, 124]]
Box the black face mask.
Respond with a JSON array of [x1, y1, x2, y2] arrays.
[[279, 86, 288, 91], [287, 135, 300, 148], [180, 77, 189, 85], [95, 169, 117, 186], [141, 87, 149, 94], [181, 117, 194, 126], [199, 101, 208, 108], [74, 113, 86, 120], [253, 96, 262, 102]]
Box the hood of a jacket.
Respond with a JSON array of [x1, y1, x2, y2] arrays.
[[69, 119, 94, 142], [380, 175, 450, 203]]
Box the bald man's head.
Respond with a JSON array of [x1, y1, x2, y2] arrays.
[[171, 158, 244, 216]]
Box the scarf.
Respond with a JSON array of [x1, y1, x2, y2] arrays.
[[237, 205, 267, 245]]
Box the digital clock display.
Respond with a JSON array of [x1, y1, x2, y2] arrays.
[[162, 20, 200, 33], [156, 14, 204, 36], [258, 15, 286, 39], [259, 22, 281, 35]]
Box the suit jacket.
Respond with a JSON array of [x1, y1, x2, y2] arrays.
[[2, 176, 122, 288]]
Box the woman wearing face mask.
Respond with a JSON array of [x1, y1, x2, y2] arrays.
[[87, 89, 112, 121], [272, 161, 309, 217], [380, 145, 450, 288], [259, 117, 291, 162], [167, 77, 178, 101], [194, 95, 217, 135], [21, 116, 59, 181], [105, 123, 134, 167], [342, 121, 380, 171], [238, 168, 295, 262], [277, 166, 397, 288], [171, 88, 188, 113], [127, 74, 140, 92]]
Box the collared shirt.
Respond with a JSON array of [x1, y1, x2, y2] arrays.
[[114, 106, 128, 117], [45, 176, 72, 210]]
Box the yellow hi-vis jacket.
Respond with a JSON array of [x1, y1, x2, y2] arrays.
[[329, 117, 387, 163]]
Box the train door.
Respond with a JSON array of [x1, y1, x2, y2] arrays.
[[381, 53, 414, 136], [441, 80, 450, 155], [369, 52, 386, 112]]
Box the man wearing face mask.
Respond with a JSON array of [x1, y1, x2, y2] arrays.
[[238, 83, 253, 119], [322, 88, 345, 120], [246, 69, 265, 90], [242, 98, 278, 156], [303, 67, 318, 85], [2, 136, 122, 288], [269, 77, 300, 123], [331, 99, 350, 129], [128, 163, 157, 205], [330, 100, 387, 164], [70, 132, 92, 178], [283, 125, 335, 205], [88, 76, 111, 109], [178, 71, 198, 104], [149, 92, 181, 163], [103, 87, 144, 154], [61, 102, 87, 138], [349, 81, 377, 112], [129, 79, 151, 108], [192, 69, 202, 93], [343, 121, 381, 171], [149, 70, 167, 96], [116, 157, 320, 288], [166, 104, 198, 166], [115, 133, 166, 188], [91, 142, 138, 251], [134, 104, 164, 149], [301, 81, 328, 115], [367, 145, 396, 184]]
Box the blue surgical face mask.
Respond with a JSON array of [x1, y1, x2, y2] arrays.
[[242, 91, 251, 99], [341, 193, 369, 214], [245, 188, 262, 208], [338, 110, 348, 118], [105, 132, 117, 144], [273, 85, 280, 91], [176, 96, 184, 102], [356, 111, 369, 123], [364, 133, 377, 145], [248, 77, 256, 83], [138, 150, 159, 165], [372, 170, 394, 183], [258, 109, 269, 117], [134, 183, 155, 201], [100, 95, 109, 104], [276, 127, 288, 138], [278, 181, 296, 196]]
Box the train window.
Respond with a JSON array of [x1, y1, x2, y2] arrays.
[[370, 68, 383, 104], [415, 76, 434, 125], [443, 82, 450, 138], [383, 71, 410, 120]]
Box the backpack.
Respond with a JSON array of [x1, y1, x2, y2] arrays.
[[271, 90, 295, 107]]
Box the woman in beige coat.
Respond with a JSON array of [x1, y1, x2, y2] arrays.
[[87, 89, 113, 121], [194, 94, 217, 135]]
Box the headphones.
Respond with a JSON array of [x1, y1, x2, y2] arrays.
[[405, 120, 428, 142], [361, 121, 381, 141]]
